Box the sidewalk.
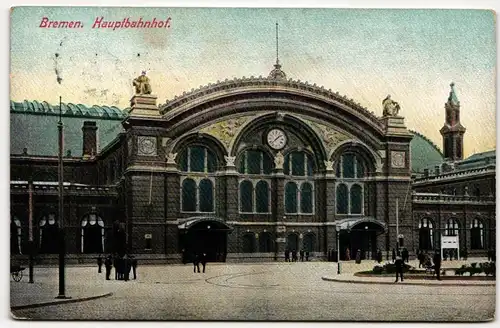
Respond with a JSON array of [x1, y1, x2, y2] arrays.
[[321, 273, 496, 286], [10, 281, 113, 310]]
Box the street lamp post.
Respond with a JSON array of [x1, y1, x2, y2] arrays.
[[336, 225, 341, 274], [56, 96, 69, 299]]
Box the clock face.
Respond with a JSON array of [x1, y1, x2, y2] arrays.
[[267, 129, 287, 150]]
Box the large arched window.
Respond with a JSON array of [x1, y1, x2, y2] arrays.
[[335, 153, 366, 215], [419, 218, 434, 250], [238, 149, 272, 214], [444, 218, 459, 236], [471, 219, 484, 249], [284, 151, 315, 214], [303, 233, 316, 252], [81, 214, 105, 254], [182, 178, 197, 212], [11, 217, 22, 254], [259, 231, 274, 252], [39, 214, 59, 254]]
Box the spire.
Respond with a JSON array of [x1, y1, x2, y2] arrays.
[[448, 82, 459, 105], [268, 22, 286, 80]]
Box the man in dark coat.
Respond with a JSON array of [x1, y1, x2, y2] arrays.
[[97, 255, 103, 273], [104, 255, 113, 280], [402, 248, 409, 263], [394, 255, 404, 282], [200, 253, 207, 273], [292, 249, 297, 262], [124, 255, 130, 281], [433, 251, 442, 280], [300, 249, 305, 262], [131, 256, 138, 280], [305, 250, 310, 261], [193, 252, 200, 273], [377, 249, 383, 263], [285, 249, 290, 262]]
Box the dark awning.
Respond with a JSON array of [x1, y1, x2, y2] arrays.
[[178, 217, 233, 231]]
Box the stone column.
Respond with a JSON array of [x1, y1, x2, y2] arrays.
[[165, 153, 180, 255], [324, 160, 336, 252], [272, 152, 286, 260]]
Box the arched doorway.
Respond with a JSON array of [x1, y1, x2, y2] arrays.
[[11, 217, 22, 254], [337, 218, 386, 260], [81, 214, 105, 254], [40, 214, 59, 254], [179, 218, 232, 262]]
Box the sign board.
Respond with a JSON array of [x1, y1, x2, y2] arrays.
[[276, 237, 286, 243], [441, 234, 459, 260], [277, 226, 286, 233]]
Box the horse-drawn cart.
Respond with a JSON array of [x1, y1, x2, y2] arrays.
[[10, 265, 25, 282]]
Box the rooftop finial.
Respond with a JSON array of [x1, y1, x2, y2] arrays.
[[448, 82, 459, 105], [276, 22, 279, 65], [268, 22, 286, 80]]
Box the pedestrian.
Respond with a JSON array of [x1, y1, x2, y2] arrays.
[[305, 250, 310, 261], [104, 255, 112, 280], [300, 249, 305, 262], [285, 249, 290, 262], [433, 251, 442, 281], [377, 249, 383, 263], [418, 250, 423, 268], [345, 248, 350, 261], [392, 248, 396, 262], [193, 252, 200, 273], [394, 255, 404, 282], [131, 256, 138, 280], [355, 249, 361, 264], [201, 252, 207, 273], [97, 254, 103, 273], [292, 249, 297, 262], [113, 256, 119, 280], [402, 248, 409, 263], [124, 255, 130, 281]]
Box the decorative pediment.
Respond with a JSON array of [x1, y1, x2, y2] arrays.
[[301, 119, 352, 155]]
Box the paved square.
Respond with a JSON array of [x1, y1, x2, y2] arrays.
[[11, 262, 495, 321]]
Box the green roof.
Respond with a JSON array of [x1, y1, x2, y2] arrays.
[[409, 130, 444, 173], [10, 100, 129, 157], [455, 150, 495, 170], [10, 100, 129, 119]]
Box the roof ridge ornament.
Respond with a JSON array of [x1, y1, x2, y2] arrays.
[[448, 82, 459, 105]]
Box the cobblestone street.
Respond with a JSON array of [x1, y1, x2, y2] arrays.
[[11, 261, 495, 321]]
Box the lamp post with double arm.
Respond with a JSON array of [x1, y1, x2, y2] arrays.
[[336, 224, 341, 274]]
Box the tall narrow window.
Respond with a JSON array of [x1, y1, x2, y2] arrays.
[[240, 180, 253, 212], [285, 182, 298, 214], [199, 179, 214, 212], [471, 219, 484, 249], [300, 182, 313, 213], [182, 179, 197, 212], [336, 184, 348, 214], [350, 184, 363, 214], [255, 181, 269, 213], [419, 218, 434, 250]]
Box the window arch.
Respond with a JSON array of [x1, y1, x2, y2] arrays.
[[471, 219, 484, 249], [300, 182, 313, 214], [284, 152, 314, 176], [336, 184, 348, 214], [240, 180, 253, 212], [444, 218, 459, 236], [419, 218, 434, 250], [11, 217, 22, 254], [259, 231, 274, 252], [81, 214, 105, 254], [242, 233, 256, 253], [303, 233, 316, 252], [335, 152, 366, 215], [39, 214, 59, 254], [181, 177, 215, 213]]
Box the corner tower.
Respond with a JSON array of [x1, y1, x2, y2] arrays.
[[440, 82, 466, 161]]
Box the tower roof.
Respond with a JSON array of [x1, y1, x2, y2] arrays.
[[448, 82, 460, 105]]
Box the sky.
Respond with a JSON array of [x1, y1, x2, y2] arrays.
[[10, 7, 496, 157]]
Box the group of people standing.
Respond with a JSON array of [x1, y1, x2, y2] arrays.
[[192, 252, 208, 273], [97, 254, 138, 281], [284, 248, 310, 262]]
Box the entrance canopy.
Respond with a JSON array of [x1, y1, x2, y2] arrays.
[[178, 217, 233, 231], [335, 217, 387, 233]]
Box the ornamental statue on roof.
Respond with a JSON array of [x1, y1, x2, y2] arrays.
[[382, 94, 401, 117], [133, 71, 152, 95]]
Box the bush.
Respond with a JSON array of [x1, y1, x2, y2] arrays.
[[372, 265, 384, 274], [383, 263, 413, 274]]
